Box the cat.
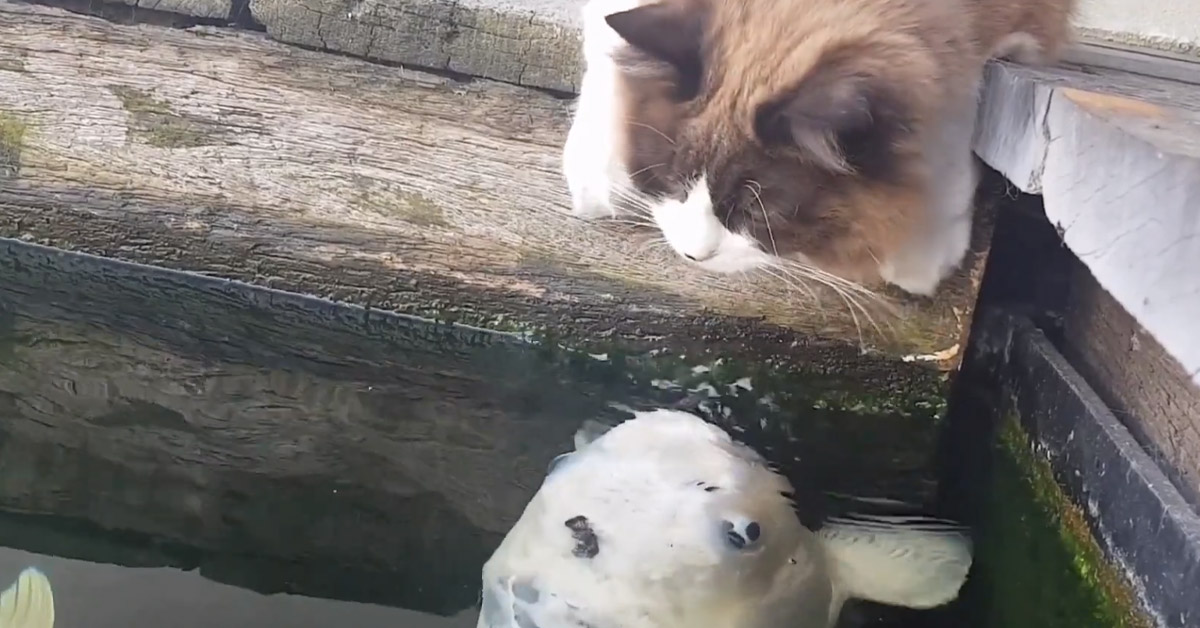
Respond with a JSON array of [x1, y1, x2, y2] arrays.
[[560, 0, 1074, 296]]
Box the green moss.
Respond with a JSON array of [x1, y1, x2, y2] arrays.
[[0, 55, 27, 73], [110, 86, 171, 114], [108, 85, 226, 148], [0, 111, 28, 177], [404, 300, 948, 423], [141, 118, 214, 149], [971, 417, 1150, 628], [396, 191, 448, 227]]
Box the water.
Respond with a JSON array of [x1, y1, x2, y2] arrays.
[[0, 240, 1125, 627]]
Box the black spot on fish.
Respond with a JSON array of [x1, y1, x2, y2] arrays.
[[565, 515, 600, 559]]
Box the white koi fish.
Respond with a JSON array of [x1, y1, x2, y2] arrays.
[[478, 409, 972, 628]]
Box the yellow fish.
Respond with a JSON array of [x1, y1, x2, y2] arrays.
[[0, 568, 54, 628]]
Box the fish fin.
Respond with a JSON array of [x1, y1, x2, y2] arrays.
[[573, 418, 616, 450], [819, 514, 972, 609], [0, 567, 55, 628], [478, 577, 586, 628]]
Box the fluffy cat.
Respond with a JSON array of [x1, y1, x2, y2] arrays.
[[561, 0, 1074, 296]]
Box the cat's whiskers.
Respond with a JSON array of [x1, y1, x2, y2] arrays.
[[627, 162, 667, 181], [759, 265, 821, 304], [765, 259, 895, 342], [624, 120, 675, 145], [744, 181, 778, 257], [609, 182, 657, 215], [776, 261, 888, 318], [777, 256, 890, 303], [765, 264, 871, 345]]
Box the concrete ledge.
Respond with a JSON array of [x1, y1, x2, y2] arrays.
[[974, 58, 1200, 389], [249, 0, 585, 92], [100, 0, 233, 20]]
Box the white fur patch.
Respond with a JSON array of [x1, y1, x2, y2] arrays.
[[879, 86, 981, 295], [651, 177, 773, 274], [561, 0, 648, 219]]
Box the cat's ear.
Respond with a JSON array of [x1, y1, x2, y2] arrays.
[[753, 54, 913, 179], [605, 2, 705, 78]]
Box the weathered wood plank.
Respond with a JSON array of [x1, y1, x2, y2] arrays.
[[0, 0, 983, 363], [1064, 40, 1200, 85], [974, 59, 1200, 389], [1060, 257, 1200, 509]]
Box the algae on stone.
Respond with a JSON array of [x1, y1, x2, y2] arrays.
[[968, 417, 1151, 628], [0, 111, 28, 177], [0, 54, 27, 73], [396, 191, 448, 227], [108, 85, 229, 148]]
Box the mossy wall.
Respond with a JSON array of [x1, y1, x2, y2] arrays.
[[964, 418, 1150, 628]]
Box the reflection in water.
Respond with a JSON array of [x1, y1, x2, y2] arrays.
[[0, 241, 946, 626], [0, 546, 476, 628]]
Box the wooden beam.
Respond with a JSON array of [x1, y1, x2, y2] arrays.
[[973, 59, 1200, 389], [0, 0, 984, 366], [1060, 257, 1200, 509]]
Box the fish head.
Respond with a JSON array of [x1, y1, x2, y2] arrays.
[[477, 409, 832, 628]]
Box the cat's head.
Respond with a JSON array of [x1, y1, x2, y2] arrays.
[[606, 0, 945, 285]]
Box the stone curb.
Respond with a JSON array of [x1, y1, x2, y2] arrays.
[[120, 0, 233, 20], [249, 0, 584, 92], [101, 0, 587, 91], [98, 0, 586, 91]]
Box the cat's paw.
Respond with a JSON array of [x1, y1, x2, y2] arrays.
[[560, 0, 646, 220], [879, 259, 946, 297], [562, 123, 619, 219], [879, 214, 972, 296]]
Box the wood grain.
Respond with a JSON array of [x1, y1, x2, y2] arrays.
[[974, 60, 1200, 389], [0, 0, 984, 363], [1061, 258, 1200, 508]]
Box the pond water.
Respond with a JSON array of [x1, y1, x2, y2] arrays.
[[0, 240, 1128, 627]]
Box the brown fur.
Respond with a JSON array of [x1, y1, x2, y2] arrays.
[[606, 0, 1074, 285]]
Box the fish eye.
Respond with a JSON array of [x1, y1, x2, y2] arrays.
[[721, 519, 762, 550]]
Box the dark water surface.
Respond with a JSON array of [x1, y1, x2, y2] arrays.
[[0, 241, 954, 627]]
